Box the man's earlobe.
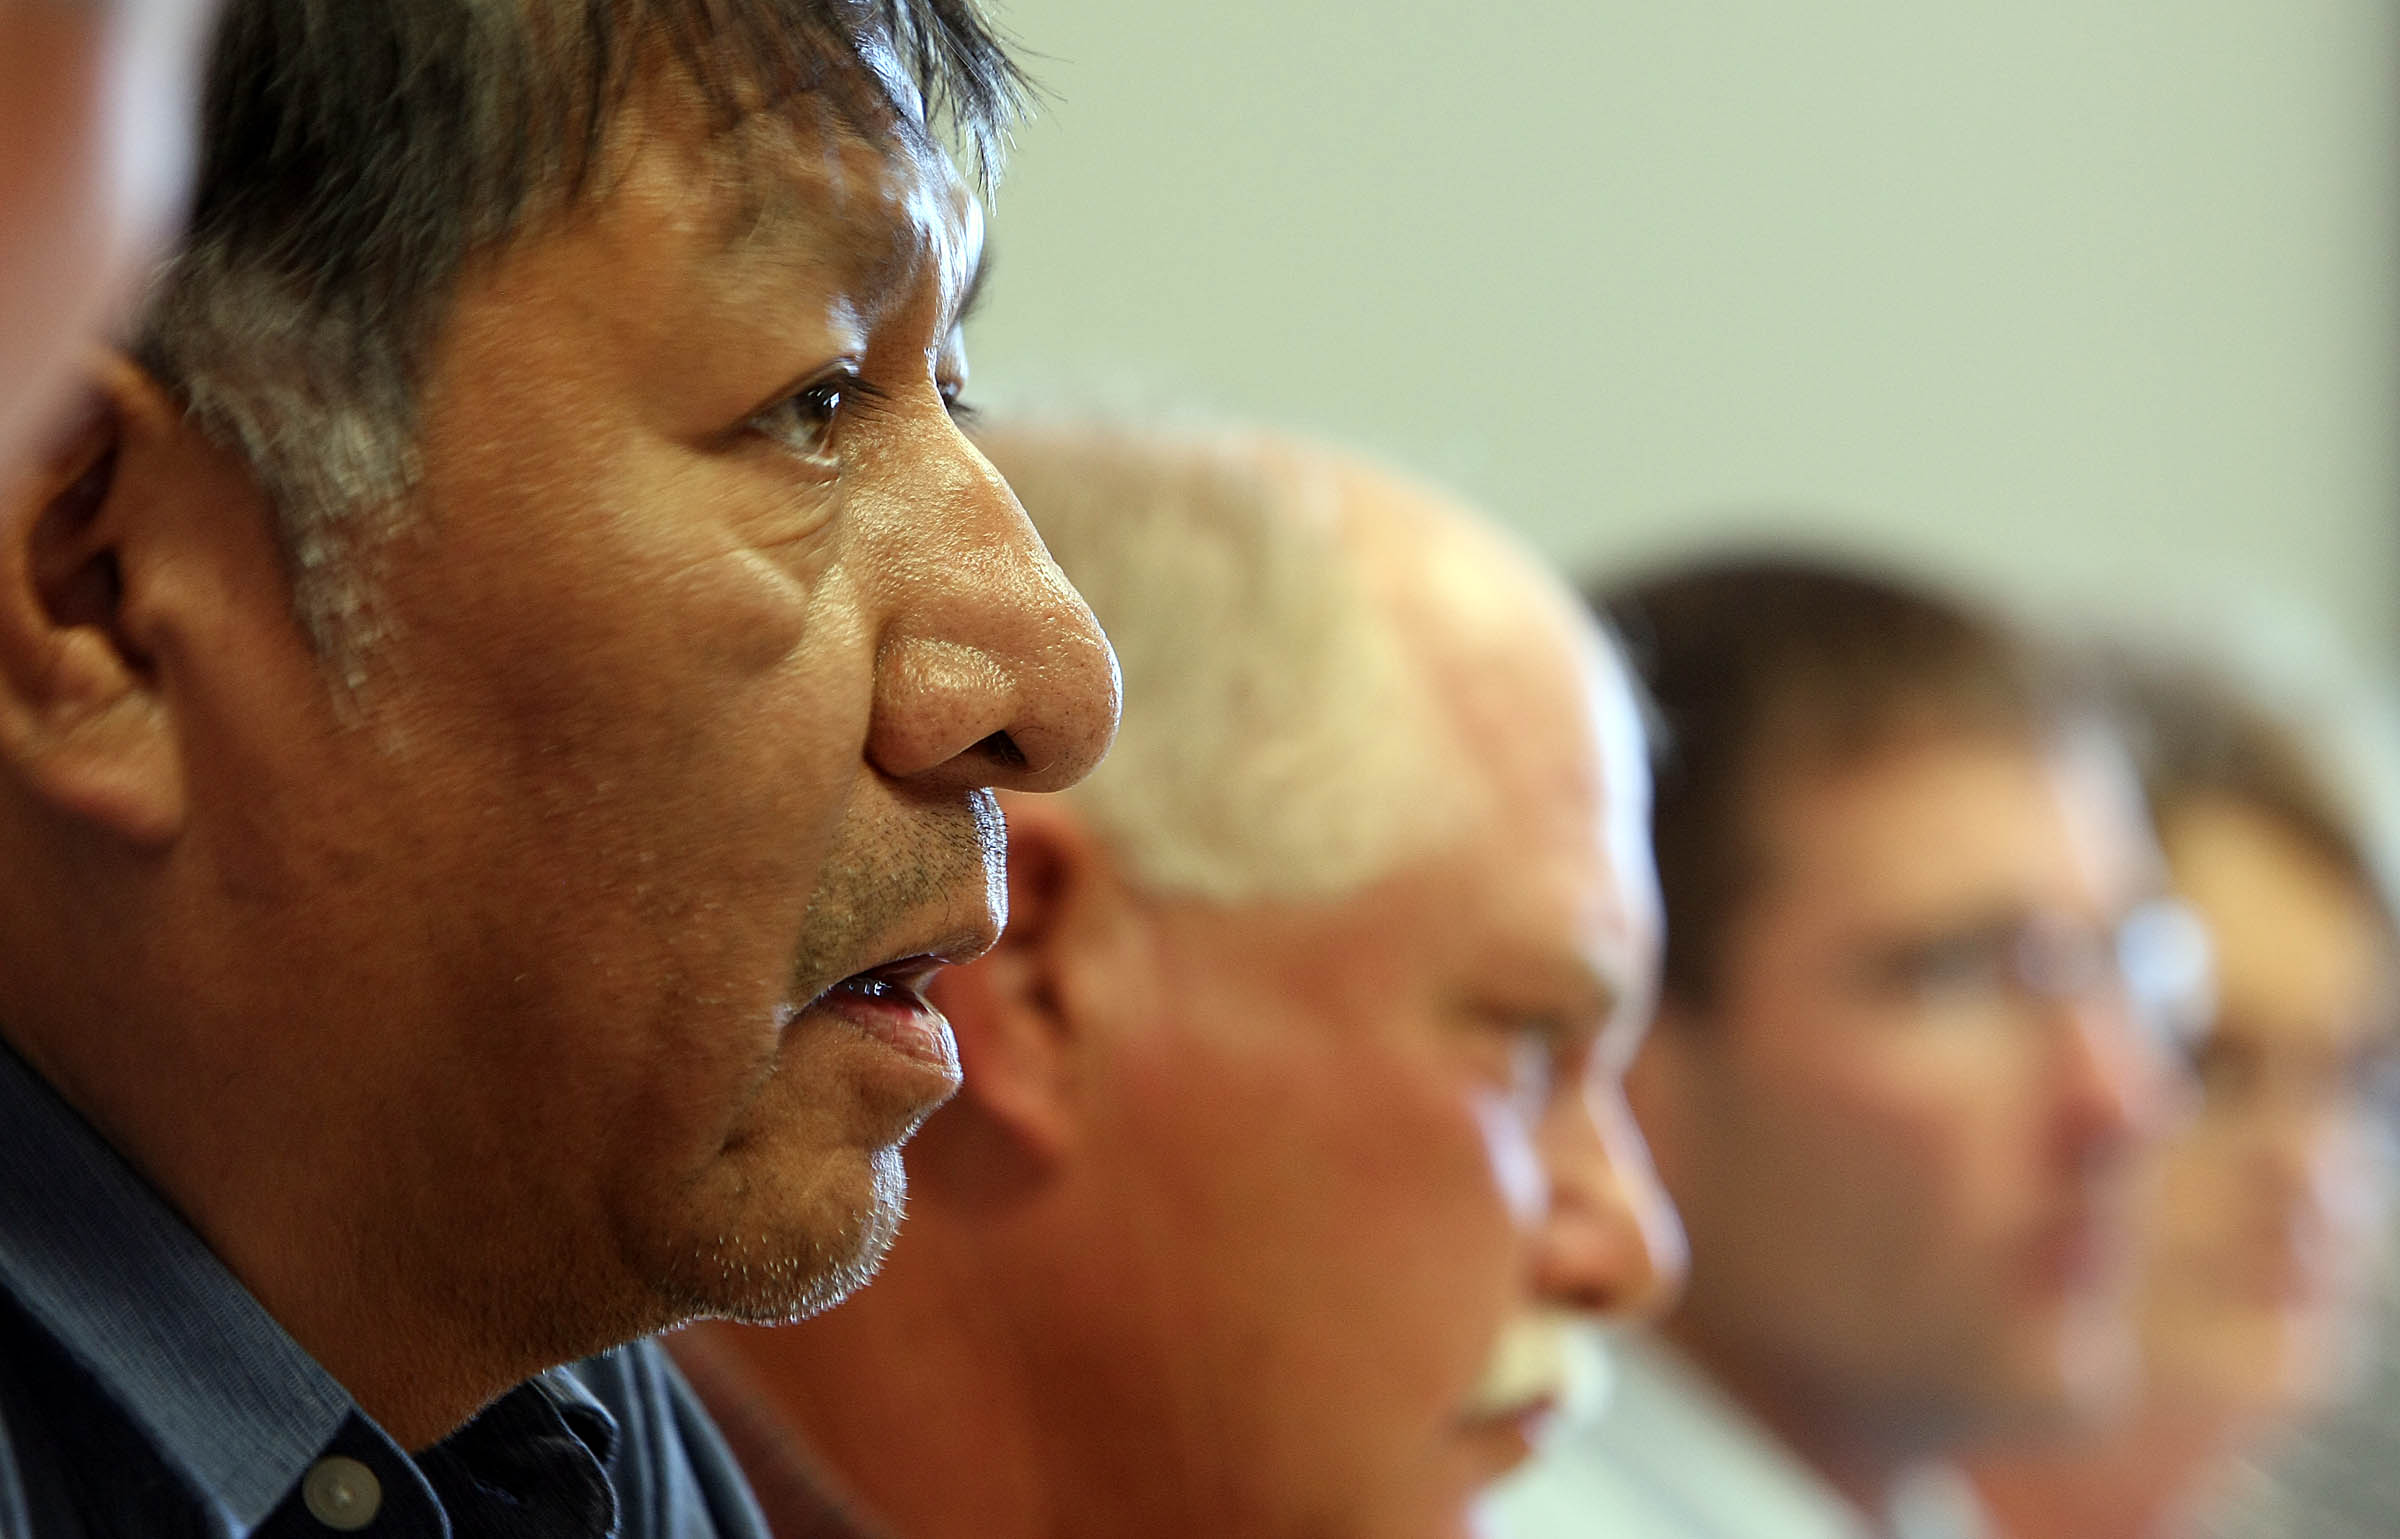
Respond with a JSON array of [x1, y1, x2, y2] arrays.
[[0, 357, 186, 845]]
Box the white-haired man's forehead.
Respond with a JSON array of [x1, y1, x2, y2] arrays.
[[1338, 478, 1590, 662], [1377, 544, 1624, 752], [1295, 453, 1619, 796]]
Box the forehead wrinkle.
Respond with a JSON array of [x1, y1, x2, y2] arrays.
[[708, 116, 925, 312]]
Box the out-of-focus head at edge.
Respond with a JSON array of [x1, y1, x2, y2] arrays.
[[0, 0, 221, 470]]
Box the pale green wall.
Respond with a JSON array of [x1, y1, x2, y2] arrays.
[[967, 1, 2400, 665]]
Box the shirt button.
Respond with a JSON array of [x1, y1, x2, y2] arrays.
[[301, 1455, 382, 1531]]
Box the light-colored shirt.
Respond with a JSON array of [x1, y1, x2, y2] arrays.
[[1480, 1333, 1989, 1539]]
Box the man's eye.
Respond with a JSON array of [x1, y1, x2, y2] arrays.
[[750, 370, 881, 460], [1467, 1012, 1568, 1109], [1503, 1031, 1556, 1106], [753, 378, 845, 458], [2191, 1034, 2265, 1106], [1891, 935, 2010, 1001]]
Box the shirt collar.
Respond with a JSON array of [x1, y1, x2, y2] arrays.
[[1590, 1333, 1875, 1539], [0, 1038, 354, 1530], [1566, 1334, 1991, 1539]]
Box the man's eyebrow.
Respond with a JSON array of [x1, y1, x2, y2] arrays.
[[1529, 957, 1627, 1042], [737, 204, 911, 299]]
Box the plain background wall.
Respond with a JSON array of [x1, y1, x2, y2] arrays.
[[965, 1, 2400, 671]]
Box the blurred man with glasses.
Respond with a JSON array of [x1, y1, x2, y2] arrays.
[[1487, 555, 2204, 1539]]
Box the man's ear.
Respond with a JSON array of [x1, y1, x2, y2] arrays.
[[0, 354, 191, 845], [925, 795, 1145, 1167]]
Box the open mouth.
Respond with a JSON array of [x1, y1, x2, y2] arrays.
[[1459, 1311, 1612, 1451], [808, 955, 962, 1075]]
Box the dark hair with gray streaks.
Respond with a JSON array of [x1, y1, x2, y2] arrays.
[[135, 0, 1030, 675]]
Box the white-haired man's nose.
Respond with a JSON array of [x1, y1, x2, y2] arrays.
[[1532, 1089, 1687, 1324]]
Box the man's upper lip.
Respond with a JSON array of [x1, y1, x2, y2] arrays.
[[1462, 1392, 1562, 1435], [851, 953, 950, 995], [844, 927, 999, 990]]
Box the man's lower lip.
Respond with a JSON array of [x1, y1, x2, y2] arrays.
[[1460, 1398, 1561, 1471], [807, 987, 961, 1075]]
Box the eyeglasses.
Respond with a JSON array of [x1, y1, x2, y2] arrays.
[[2185, 1025, 2400, 1128], [1855, 897, 2215, 1049]]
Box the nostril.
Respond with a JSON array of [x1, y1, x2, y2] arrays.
[[977, 730, 1027, 770]]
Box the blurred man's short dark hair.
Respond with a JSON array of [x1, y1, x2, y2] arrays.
[[1600, 552, 2085, 1006]]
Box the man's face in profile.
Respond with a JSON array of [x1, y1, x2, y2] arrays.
[[1078, 632, 1678, 1539], [1640, 729, 2167, 1434], [196, 65, 1115, 1335]]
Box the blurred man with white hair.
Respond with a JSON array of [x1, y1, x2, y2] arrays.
[[671, 419, 1687, 1539]]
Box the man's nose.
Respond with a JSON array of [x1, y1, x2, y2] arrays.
[[1532, 1085, 1688, 1326], [864, 438, 1120, 795], [2051, 991, 2167, 1165]]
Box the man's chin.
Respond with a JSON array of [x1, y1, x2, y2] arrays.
[[1454, 1407, 1554, 1495], [652, 1146, 908, 1326], [2038, 1298, 2141, 1418], [1946, 1334, 2135, 1443]]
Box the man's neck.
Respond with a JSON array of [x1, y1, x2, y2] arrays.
[[0, 1017, 596, 1450], [1971, 1402, 2254, 1539], [668, 1328, 895, 1539], [1660, 1317, 1936, 1525], [671, 1275, 1064, 1539]]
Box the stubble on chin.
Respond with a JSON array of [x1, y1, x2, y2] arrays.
[[657, 1143, 910, 1326]]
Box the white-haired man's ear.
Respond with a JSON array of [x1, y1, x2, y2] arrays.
[[921, 795, 1156, 1173], [0, 354, 211, 849]]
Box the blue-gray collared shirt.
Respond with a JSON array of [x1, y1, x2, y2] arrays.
[[0, 1040, 771, 1539]]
